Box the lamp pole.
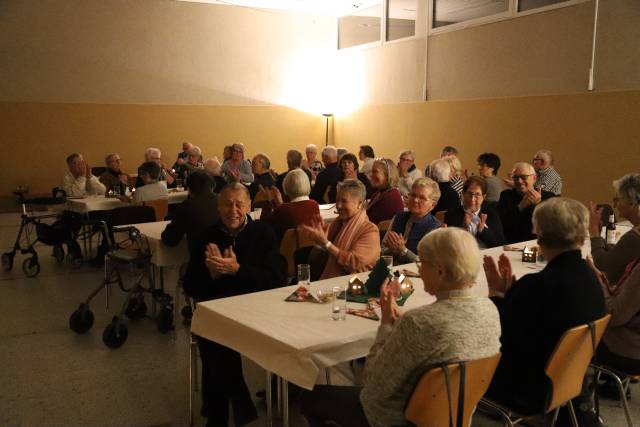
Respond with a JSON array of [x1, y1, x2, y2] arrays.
[[322, 113, 333, 146]]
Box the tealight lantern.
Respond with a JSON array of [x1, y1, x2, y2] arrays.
[[399, 279, 414, 296], [348, 276, 365, 295], [522, 246, 536, 263]]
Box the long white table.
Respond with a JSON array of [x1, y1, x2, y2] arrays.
[[63, 190, 188, 214]]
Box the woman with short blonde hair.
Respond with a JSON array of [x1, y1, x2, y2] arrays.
[[366, 158, 404, 225]]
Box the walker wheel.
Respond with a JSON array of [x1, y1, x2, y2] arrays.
[[53, 245, 65, 264], [103, 317, 128, 349], [157, 306, 174, 334], [125, 298, 147, 320], [69, 303, 95, 334], [22, 257, 40, 278], [1, 252, 14, 271]]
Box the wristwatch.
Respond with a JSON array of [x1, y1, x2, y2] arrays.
[[324, 241, 332, 250]]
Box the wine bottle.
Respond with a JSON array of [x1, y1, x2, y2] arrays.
[[605, 214, 617, 245]]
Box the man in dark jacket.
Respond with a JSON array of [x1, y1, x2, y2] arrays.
[[161, 170, 219, 248], [310, 146, 341, 204], [498, 162, 555, 244], [184, 183, 284, 427]]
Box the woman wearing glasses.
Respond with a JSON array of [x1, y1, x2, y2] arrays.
[[381, 177, 442, 264], [445, 176, 505, 248], [397, 150, 422, 196]]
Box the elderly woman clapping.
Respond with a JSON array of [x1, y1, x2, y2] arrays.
[[299, 179, 379, 280], [301, 228, 501, 427], [589, 173, 640, 284], [484, 197, 606, 416]]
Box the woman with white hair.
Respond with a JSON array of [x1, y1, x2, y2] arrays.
[[259, 168, 320, 243], [300, 179, 379, 279], [429, 158, 461, 215], [136, 147, 175, 187], [303, 144, 324, 181], [175, 145, 204, 180], [301, 228, 501, 427], [589, 173, 640, 283], [484, 197, 606, 418], [446, 155, 465, 196], [397, 150, 422, 196], [203, 157, 227, 193]]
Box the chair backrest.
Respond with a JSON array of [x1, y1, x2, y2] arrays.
[[378, 219, 392, 233], [405, 353, 501, 427], [435, 210, 446, 223], [280, 228, 316, 278], [544, 314, 611, 411], [91, 166, 107, 177], [143, 199, 169, 221], [110, 205, 156, 227]]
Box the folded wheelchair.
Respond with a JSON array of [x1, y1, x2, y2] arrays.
[[1, 188, 83, 277], [68, 205, 174, 349]]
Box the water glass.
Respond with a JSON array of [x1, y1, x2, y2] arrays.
[[176, 179, 184, 191], [253, 207, 262, 219], [331, 285, 347, 320], [536, 250, 547, 268], [297, 264, 310, 289]]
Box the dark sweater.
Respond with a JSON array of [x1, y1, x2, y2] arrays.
[[487, 251, 606, 414], [497, 188, 555, 244], [444, 203, 505, 248], [310, 163, 341, 203], [183, 217, 285, 302], [161, 192, 219, 248], [433, 182, 460, 215], [249, 172, 276, 200]]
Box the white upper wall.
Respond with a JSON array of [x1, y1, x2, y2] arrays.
[[0, 0, 336, 106]]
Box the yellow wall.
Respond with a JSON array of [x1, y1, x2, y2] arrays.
[[334, 89, 640, 204], [0, 103, 326, 195]]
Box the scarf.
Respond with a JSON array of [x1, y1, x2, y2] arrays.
[[321, 208, 371, 279]]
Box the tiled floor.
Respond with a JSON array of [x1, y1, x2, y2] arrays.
[[0, 212, 637, 426]]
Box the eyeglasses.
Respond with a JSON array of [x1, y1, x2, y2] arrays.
[[512, 174, 533, 181], [532, 157, 544, 162], [408, 193, 431, 203], [400, 157, 413, 162]]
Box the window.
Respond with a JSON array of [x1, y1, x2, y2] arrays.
[[432, 0, 509, 29], [518, 0, 573, 12], [387, 0, 417, 41], [338, 3, 382, 49]]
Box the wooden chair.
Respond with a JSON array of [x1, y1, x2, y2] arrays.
[[280, 228, 316, 278], [435, 210, 446, 223], [405, 353, 501, 427], [378, 219, 392, 234], [143, 199, 169, 221], [480, 314, 611, 427]]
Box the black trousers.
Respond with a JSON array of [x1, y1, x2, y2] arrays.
[[301, 385, 371, 427], [597, 342, 640, 375], [197, 337, 257, 427]]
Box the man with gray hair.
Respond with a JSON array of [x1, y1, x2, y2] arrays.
[[248, 153, 276, 200], [532, 149, 562, 195], [498, 162, 555, 243], [310, 145, 341, 203], [137, 147, 175, 187], [276, 150, 312, 197], [63, 153, 106, 197], [99, 153, 129, 194]]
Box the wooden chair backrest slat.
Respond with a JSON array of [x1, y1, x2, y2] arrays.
[[405, 353, 501, 427], [378, 219, 392, 234], [143, 199, 169, 222], [544, 314, 611, 411], [280, 228, 316, 278]]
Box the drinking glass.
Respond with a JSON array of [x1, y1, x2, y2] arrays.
[[536, 249, 547, 268], [298, 264, 310, 289], [176, 179, 184, 191], [382, 255, 393, 268], [331, 285, 347, 320]]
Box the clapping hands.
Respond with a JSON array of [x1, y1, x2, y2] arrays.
[[380, 279, 402, 326], [298, 214, 328, 246], [483, 254, 515, 297], [383, 231, 406, 255], [205, 243, 240, 277]]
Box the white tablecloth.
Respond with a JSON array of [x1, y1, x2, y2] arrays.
[[250, 203, 338, 223], [63, 190, 188, 214], [190, 238, 573, 390], [122, 220, 189, 267]]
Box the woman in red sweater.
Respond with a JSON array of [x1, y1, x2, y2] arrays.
[[259, 168, 320, 243], [366, 158, 405, 225]]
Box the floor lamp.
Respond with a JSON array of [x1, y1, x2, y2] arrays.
[[323, 113, 333, 146]]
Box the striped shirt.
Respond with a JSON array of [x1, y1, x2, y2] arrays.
[[537, 167, 562, 195]]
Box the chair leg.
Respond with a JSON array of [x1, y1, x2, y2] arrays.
[[478, 399, 515, 427], [550, 407, 560, 427], [612, 375, 635, 427], [266, 371, 273, 427], [189, 334, 197, 426], [567, 401, 579, 427]]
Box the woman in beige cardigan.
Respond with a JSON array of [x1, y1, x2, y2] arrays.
[[299, 179, 379, 280]]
